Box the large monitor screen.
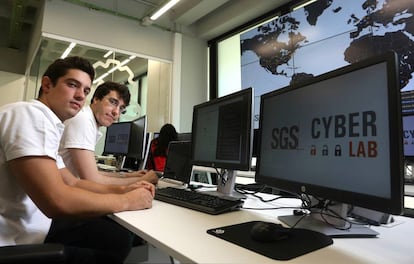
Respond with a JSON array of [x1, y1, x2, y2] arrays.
[[403, 114, 414, 159], [191, 88, 253, 171], [256, 52, 403, 235]]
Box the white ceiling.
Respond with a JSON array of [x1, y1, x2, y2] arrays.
[[0, 0, 291, 76]]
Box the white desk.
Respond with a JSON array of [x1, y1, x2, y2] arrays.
[[111, 191, 414, 264]]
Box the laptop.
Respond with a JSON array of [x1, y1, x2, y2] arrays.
[[156, 141, 192, 189]]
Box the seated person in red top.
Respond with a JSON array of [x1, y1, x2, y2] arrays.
[[146, 123, 178, 172]]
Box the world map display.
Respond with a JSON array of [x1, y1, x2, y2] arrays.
[[240, 0, 414, 125]]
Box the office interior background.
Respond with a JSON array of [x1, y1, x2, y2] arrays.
[[1, 0, 414, 209]]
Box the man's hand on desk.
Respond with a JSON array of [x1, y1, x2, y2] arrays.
[[122, 181, 155, 210], [123, 170, 159, 185]]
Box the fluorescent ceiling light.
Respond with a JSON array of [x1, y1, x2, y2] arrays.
[[103, 50, 113, 58], [150, 0, 180, 20], [61, 42, 77, 59], [292, 0, 317, 11], [94, 72, 109, 84]]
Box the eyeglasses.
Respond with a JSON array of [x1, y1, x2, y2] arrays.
[[107, 97, 127, 114]]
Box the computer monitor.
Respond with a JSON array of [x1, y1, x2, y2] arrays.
[[191, 87, 253, 198], [256, 52, 403, 237], [163, 141, 193, 184], [128, 115, 147, 160], [403, 114, 414, 183], [103, 115, 147, 170], [103, 122, 131, 156], [123, 116, 147, 170], [403, 114, 414, 160]]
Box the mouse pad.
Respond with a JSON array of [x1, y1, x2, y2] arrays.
[[207, 221, 333, 260]]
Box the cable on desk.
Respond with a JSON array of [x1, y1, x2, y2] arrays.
[[235, 183, 299, 201], [215, 167, 227, 185], [234, 183, 303, 211], [242, 205, 301, 210], [299, 197, 374, 231]]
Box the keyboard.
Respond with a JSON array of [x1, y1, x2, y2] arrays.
[[155, 187, 244, 215], [96, 163, 118, 171]]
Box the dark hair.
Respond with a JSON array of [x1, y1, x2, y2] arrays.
[[38, 56, 95, 97], [154, 123, 178, 156], [91, 81, 131, 106]]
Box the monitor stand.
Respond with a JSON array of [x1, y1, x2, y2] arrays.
[[204, 169, 246, 200], [278, 203, 379, 238]]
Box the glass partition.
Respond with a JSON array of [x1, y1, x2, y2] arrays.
[[27, 36, 149, 120]]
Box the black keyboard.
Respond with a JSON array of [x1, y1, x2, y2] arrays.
[[155, 187, 244, 215]]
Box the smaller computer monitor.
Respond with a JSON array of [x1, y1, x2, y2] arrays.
[[103, 122, 131, 156], [403, 114, 414, 160], [163, 141, 193, 184], [191, 87, 253, 198], [103, 116, 147, 170], [128, 115, 147, 160]]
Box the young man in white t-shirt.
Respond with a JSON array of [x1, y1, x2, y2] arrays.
[[0, 56, 155, 264], [59, 81, 158, 185]]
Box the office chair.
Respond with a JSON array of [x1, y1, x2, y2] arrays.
[[0, 243, 65, 264]]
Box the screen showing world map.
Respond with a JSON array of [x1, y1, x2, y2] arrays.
[[241, 0, 414, 127]]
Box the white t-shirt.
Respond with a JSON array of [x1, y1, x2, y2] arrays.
[[59, 106, 102, 177], [0, 100, 65, 246]]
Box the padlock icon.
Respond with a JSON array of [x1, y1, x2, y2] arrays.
[[310, 145, 316, 156], [322, 145, 328, 156], [334, 144, 341, 156]]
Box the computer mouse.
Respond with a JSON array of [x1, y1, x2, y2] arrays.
[[250, 221, 290, 243]]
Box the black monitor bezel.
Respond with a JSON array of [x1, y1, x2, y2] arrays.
[[255, 52, 403, 215], [127, 115, 147, 159], [191, 87, 253, 171]]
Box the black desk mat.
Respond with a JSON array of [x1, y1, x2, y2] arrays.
[[207, 221, 333, 260]]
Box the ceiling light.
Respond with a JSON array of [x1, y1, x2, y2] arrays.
[[103, 50, 113, 58], [141, 16, 153, 26], [61, 42, 76, 59], [150, 0, 180, 20], [292, 0, 317, 11]]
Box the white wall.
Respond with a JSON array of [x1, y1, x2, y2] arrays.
[[42, 0, 173, 62], [146, 60, 172, 132], [0, 71, 25, 106], [179, 34, 208, 133]]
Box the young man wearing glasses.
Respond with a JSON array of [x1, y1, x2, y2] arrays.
[[59, 81, 158, 185]]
